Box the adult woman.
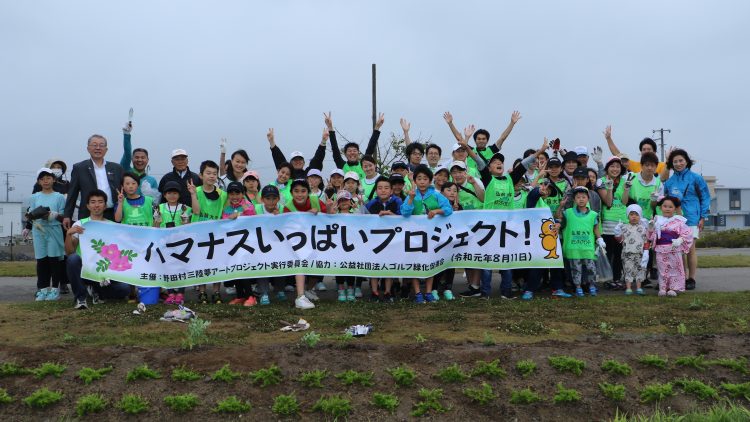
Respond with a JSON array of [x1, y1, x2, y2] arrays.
[[596, 156, 628, 288], [218, 150, 250, 190], [663, 148, 710, 290]]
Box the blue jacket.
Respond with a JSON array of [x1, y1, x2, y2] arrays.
[[400, 186, 454, 217], [664, 168, 710, 226]]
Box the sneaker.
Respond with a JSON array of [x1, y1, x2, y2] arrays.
[[589, 286, 598, 297], [346, 288, 356, 302], [500, 294, 515, 300], [212, 292, 222, 304], [225, 286, 237, 296], [551, 289, 572, 299], [354, 287, 363, 298], [625, 289, 633, 296], [338, 290, 347, 302], [304, 289, 319, 302], [74, 298, 88, 310], [60, 284, 69, 294], [284, 284, 295, 292], [685, 278, 696, 290], [35, 289, 48, 301], [276, 291, 287, 301], [370, 293, 381, 302], [86, 285, 104, 304], [658, 290, 667, 297], [295, 295, 315, 309], [259, 294, 270, 305], [315, 281, 327, 291], [431, 290, 440, 301], [425, 292, 435, 303], [636, 288, 645, 296], [164, 294, 177, 304], [460, 286, 482, 298], [198, 292, 209, 304], [667, 290, 677, 297], [521, 291, 533, 301], [243, 296, 257, 307], [414, 292, 425, 304], [383, 292, 394, 303], [443, 290, 455, 301], [228, 297, 245, 305], [479, 292, 491, 299], [642, 279, 653, 288], [174, 293, 185, 304], [575, 288, 584, 297]]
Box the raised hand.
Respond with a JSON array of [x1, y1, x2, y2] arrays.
[[407, 184, 416, 199], [624, 172, 635, 188], [186, 179, 197, 195], [443, 111, 453, 124], [591, 146, 603, 163], [324, 111, 333, 130], [117, 188, 124, 202], [510, 110, 522, 124], [603, 125, 612, 139], [374, 113, 385, 130], [540, 137, 549, 152], [463, 124, 476, 141], [219, 137, 227, 154], [122, 122, 133, 134], [266, 128, 275, 145], [321, 127, 329, 144], [400, 118, 411, 133]]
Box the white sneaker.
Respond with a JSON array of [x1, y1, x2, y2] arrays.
[[225, 286, 237, 295], [295, 295, 315, 309], [46, 287, 60, 301], [315, 281, 327, 291], [304, 290, 319, 301], [74, 299, 88, 310], [354, 287, 363, 298], [35, 289, 48, 301], [667, 290, 677, 297]]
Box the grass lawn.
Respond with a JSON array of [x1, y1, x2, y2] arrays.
[[0, 261, 35, 276]]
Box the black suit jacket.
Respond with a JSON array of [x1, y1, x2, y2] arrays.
[[64, 159, 125, 219]]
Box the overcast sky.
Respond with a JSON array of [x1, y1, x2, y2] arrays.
[[1, 0, 748, 203]]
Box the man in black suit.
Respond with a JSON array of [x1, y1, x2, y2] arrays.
[[63, 134, 125, 229]]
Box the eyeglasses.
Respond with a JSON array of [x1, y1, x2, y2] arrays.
[[88, 144, 107, 149]]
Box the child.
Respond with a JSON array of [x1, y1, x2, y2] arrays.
[[389, 173, 407, 201], [254, 185, 286, 305], [270, 163, 294, 208], [431, 182, 462, 301], [432, 166, 450, 191], [555, 187, 605, 297], [449, 161, 484, 210], [241, 170, 261, 206], [400, 165, 453, 303], [343, 171, 364, 213], [648, 196, 693, 297], [615, 204, 649, 295], [154, 181, 192, 305], [220, 181, 258, 306], [390, 161, 413, 192], [28, 168, 66, 301], [329, 190, 358, 302], [364, 177, 402, 302], [305, 168, 327, 291], [323, 168, 345, 202], [283, 179, 328, 309], [190, 160, 228, 304]]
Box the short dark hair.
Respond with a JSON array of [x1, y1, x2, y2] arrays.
[[122, 171, 141, 185], [425, 143, 442, 156], [658, 195, 681, 208], [276, 162, 294, 174], [132, 147, 149, 156], [639, 138, 658, 153], [361, 154, 377, 166], [405, 143, 425, 157], [343, 142, 360, 153], [473, 129, 490, 141], [375, 176, 391, 188], [413, 164, 433, 182], [523, 148, 536, 158], [667, 148, 693, 170], [441, 181, 457, 192], [86, 189, 108, 204], [200, 160, 219, 174], [640, 152, 659, 166]]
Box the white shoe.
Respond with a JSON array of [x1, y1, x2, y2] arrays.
[[304, 290, 319, 301], [315, 281, 327, 291], [225, 286, 237, 295], [295, 295, 315, 309], [354, 287, 363, 298], [667, 290, 677, 297]]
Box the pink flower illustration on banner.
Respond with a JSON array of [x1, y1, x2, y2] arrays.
[[109, 255, 133, 272], [100, 243, 121, 260], [90, 239, 139, 273]]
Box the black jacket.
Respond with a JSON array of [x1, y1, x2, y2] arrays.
[[64, 159, 124, 219], [158, 167, 202, 207], [270, 144, 327, 180]]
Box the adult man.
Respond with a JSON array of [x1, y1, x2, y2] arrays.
[[63, 134, 125, 229], [327, 112, 384, 182], [268, 127, 328, 180], [119, 122, 160, 202], [158, 149, 202, 207], [443, 110, 522, 172], [604, 125, 667, 175]]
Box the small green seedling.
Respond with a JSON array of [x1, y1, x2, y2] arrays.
[[77, 366, 113, 384], [688, 297, 709, 310], [301, 331, 321, 348], [388, 365, 417, 387], [211, 364, 242, 382], [76, 393, 107, 416], [516, 359, 537, 378], [182, 317, 210, 350], [0, 362, 30, 377], [463, 382, 496, 405], [553, 383, 582, 404], [709, 357, 749, 375], [415, 333, 427, 343], [510, 388, 541, 405], [0, 388, 13, 405], [117, 394, 149, 414], [272, 394, 300, 416], [336, 369, 374, 387], [171, 366, 202, 381], [599, 382, 626, 401], [721, 382, 750, 400], [599, 322, 614, 338], [249, 364, 282, 387], [312, 395, 352, 419], [548, 355, 585, 376], [482, 331, 496, 346], [23, 388, 63, 409], [601, 359, 632, 376], [214, 396, 251, 413], [32, 362, 66, 379], [734, 318, 748, 332], [677, 323, 687, 335], [411, 388, 448, 417], [164, 394, 199, 413], [299, 369, 328, 388], [471, 359, 507, 379], [639, 383, 675, 403], [638, 354, 669, 369], [435, 363, 469, 383], [675, 378, 719, 400], [371, 392, 399, 412], [126, 364, 161, 382], [675, 355, 707, 371]]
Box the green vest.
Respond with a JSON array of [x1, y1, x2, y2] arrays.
[[483, 176, 515, 210], [562, 208, 599, 260], [191, 187, 227, 222], [458, 182, 482, 210], [512, 190, 548, 210], [474, 147, 495, 162], [75, 217, 91, 256], [343, 162, 366, 184], [362, 178, 377, 201], [629, 177, 661, 219], [411, 193, 440, 215], [159, 203, 191, 228], [285, 196, 321, 213], [254, 204, 282, 215], [122, 196, 154, 227], [600, 177, 627, 223]]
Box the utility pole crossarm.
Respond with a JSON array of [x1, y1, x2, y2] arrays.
[[652, 128, 671, 162]]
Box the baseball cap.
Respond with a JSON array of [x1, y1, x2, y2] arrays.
[[434, 165, 449, 176], [163, 181, 182, 193], [450, 160, 467, 171], [488, 152, 505, 164], [241, 170, 260, 181], [36, 167, 54, 179], [261, 185, 280, 197], [572, 167, 588, 178], [388, 173, 405, 184], [337, 190, 353, 201], [226, 181, 244, 193], [330, 168, 345, 178], [391, 161, 408, 171], [562, 151, 579, 163], [574, 146, 589, 156], [171, 149, 188, 158], [306, 168, 323, 178], [290, 151, 304, 160], [572, 186, 590, 196], [344, 171, 360, 182], [452, 143, 467, 152]]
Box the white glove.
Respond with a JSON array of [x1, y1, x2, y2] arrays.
[[613, 222, 623, 237], [596, 237, 607, 252], [47, 211, 59, 222], [671, 238, 684, 249], [591, 146, 603, 164], [22, 228, 30, 240], [640, 250, 649, 268], [153, 209, 162, 223], [650, 191, 660, 202], [220, 137, 227, 154], [624, 173, 635, 188], [123, 122, 132, 134], [605, 179, 614, 190]]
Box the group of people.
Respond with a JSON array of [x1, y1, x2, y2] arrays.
[[24, 110, 711, 310]]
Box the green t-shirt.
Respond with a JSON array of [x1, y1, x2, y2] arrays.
[[122, 196, 154, 227], [191, 187, 227, 222], [562, 208, 599, 260], [483, 176, 515, 210], [158, 203, 191, 228], [512, 189, 548, 210]]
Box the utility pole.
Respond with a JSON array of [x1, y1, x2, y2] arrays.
[[652, 128, 671, 162], [371, 63, 377, 130]]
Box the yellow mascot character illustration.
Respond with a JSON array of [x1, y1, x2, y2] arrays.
[[539, 218, 559, 259]]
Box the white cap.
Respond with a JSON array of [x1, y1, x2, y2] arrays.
[[434, 165, 449, 175], [330, 168, 345, 178], [449, 160, 467, 170], [574, 146, 588, 156], [306, 168, 322, 178], [343, 171, 360, 182], [452, 143, 466, 152], [36, 167, 54, 179], [290, 151, 304, 160], [171, 148, 188, 158], [626, 204, 643, 218]]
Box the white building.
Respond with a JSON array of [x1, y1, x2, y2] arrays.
[[0, 201, 24, 239], [708, 187, 750, 231]]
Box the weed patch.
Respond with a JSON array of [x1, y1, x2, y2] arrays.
[[211, 363, 242, 382], [249, 364, 282, 387], [553, 383, 582, 404], [126, 363, 161, 382], [709, 357, 748, 374], [171, 366, 202, 381], [463, 382, 496, 405], [721, 382, 750, 401], [482, 331, 496, 346], [435, 363, 469, 383], [164, 394, 199, 413], [371, 392, 399, 412], [638, 354, 669, 369], [516, 359, 537, 378], [299, 369, 328, 388], [32, 362, 66, 378], [639, 382, 675, 403], [301, 331, 321, 348], [0, 388, 13, 405], [471, 359, 507, 379], [412, 388, 448, 417], [214, 396, 251, 413], [599, 382, 626, 401], [601, 359, 632, 376], [117, 394, 149, 414], [272, 394, 300, 416], [23, 388, 63, 409], [674, 378, 719, 400], [388, 365, 417, 387], [675, 355, 707, 371], [182, 318, 210, 350], [76, 393, 107, 416], [510, 388, 541, 405], [77, 366, 112, 384], [312, 395, 352, 419], [0, 361, 29, 377], [548, 355, 585, 376], [336, 369, 374, 387]]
